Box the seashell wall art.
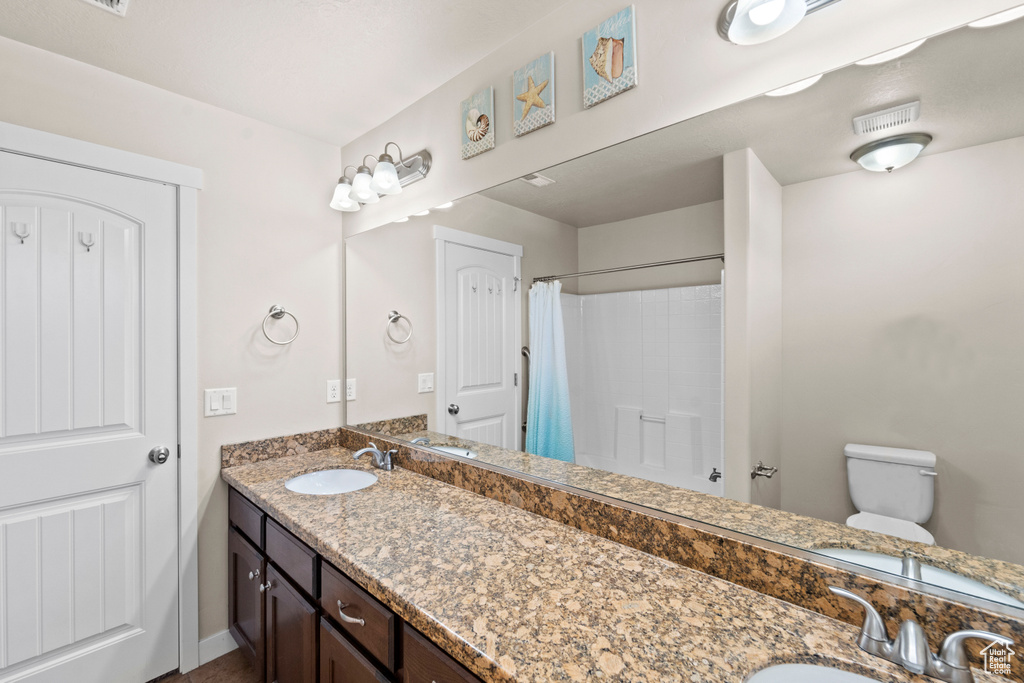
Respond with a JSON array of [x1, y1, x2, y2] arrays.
[[512, 52, 555, 138], [582, 5, 638, 109], [461, 86, 495, 160]]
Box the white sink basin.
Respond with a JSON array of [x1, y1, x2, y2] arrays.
[[747, 664, 882, 682], [433, 446, 478, 459], [284, 469, 377, 495], [816, 548, 1024, 608]]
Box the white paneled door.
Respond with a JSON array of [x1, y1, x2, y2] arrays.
[[441, 241, 518, 449], [0, 152, 178, 682]]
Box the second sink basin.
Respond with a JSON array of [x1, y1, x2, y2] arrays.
[[285, 469, 377, 495], [747, 664, 882, 683], [433, 446, 478, 459]]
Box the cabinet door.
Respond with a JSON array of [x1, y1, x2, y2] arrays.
[[229, 526, 266, 676], [320, 618, 389, 683], [265, 564, 318, 683]]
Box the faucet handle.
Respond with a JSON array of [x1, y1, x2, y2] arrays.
[[895, 620, 930, 675], [938, 630, 1013, 671], [828, 586, 890, 644]]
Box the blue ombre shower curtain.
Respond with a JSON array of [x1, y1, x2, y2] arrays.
[[526, 281, 575, 462]]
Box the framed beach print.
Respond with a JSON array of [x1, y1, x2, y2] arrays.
[[512, 52, 555, 137], [461, 86, 495, 160], [582, 5, 638, 109]]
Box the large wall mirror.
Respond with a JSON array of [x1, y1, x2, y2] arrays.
[[345, 17, 1024, 616]]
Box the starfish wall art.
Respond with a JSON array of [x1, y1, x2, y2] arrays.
[[512, 52, 555, 137]]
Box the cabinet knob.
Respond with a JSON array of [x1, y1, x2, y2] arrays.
[[259, 580, 273, 593], [248, 569, 260, 581]]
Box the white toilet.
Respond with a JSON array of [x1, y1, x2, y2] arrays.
[[844, 443, 937, 545]]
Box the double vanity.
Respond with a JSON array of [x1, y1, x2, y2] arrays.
[[221, 429, 1016, 683]]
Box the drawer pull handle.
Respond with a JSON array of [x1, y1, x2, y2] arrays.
[[337, 600, 365, 626], [260, 580, 273, 593], [248, 569, 261, 581]]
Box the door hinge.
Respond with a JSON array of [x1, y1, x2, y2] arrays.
[[514, 372, 518, 387], [177, 444, 181, 459], [513, 276, 520, 292]]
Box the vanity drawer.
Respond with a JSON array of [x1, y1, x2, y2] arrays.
[[320, 618, 389, 683], [266, 517, 318, 598], [229, 488, 264, 549], [320, 562, 397, 673], [402, 624, 481, 683]]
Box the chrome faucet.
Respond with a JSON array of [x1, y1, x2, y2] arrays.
[[410, 437, 430, 446], [829, 586, 1013, 683], [709, 467, 723, 482], [352, 442, 397, 471]]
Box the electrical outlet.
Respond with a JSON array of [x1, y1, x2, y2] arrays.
[[417, 373, 434, 394], [326, 379, 341, 403], [346, 378, 356, 401], [204, 388, 237, 417]]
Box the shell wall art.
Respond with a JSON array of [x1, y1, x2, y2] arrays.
[[582, 5, 638, 109], [461, 86, 495, 160], [512, 52, 555, 137]]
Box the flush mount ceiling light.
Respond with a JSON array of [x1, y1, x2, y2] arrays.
[[854, 39, 927, 66], [765, 73, 822, 96], [328, 142, 432, 212], [850, 133, 932, 173], [969, 5, 1024, 27], [718, 0, 841, 45]]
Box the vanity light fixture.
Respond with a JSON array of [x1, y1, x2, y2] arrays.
[[854, 39, 927, 66], [850, 133, 932, 173], [328, 142, 432, 212], [969, 5, 1024, 28], [718, 0, 842, 45], [764, 73, 822, 96]]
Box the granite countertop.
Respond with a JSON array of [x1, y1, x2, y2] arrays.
[[394, 429, 1024, 606], [223, 446, 1003, 683]]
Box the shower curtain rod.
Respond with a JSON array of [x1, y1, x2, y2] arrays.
[[532, 253, 725, 283]]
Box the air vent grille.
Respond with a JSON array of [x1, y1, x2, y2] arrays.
[[78, 0, 129, 16], [519, 173, 556, 188], [853, 101, 920, 135]]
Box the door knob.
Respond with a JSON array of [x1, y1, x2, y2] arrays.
[[149, 446, 171, 464], [448, 404, 460, 415]]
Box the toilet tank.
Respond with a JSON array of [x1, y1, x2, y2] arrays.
[[845, 444, 936, 523]]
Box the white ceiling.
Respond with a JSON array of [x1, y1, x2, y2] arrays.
[[0, 0, 568, 145], [480, 18, 1024, 228]]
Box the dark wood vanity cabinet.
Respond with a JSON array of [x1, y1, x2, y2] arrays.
[[228, 487, 482, 683]]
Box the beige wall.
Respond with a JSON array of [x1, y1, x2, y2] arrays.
[[345, 194, 576, 428], [723, 150, 783, 506], [577, 201, 724, 295], [780, 136, 1024, 565], [340, 0, 1019, 237], [0, 36, 344, 639]]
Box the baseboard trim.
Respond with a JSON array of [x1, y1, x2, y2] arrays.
[[198, 629, 238, 667]]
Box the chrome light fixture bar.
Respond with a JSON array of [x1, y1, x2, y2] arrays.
[[718, 0, 842, 45], [850, 133, 932, 173], [329, 142, 432, 212]]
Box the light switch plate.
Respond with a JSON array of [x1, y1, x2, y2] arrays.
[[205, 388, 237, 417], [327, 379, 342, 403], [417, 373, 434, 394], [346, 378, 356, 401]]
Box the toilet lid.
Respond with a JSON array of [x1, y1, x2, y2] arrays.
[[846, 512, 935, 545]]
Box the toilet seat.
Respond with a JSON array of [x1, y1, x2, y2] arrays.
[[846, 512, 935, 545]]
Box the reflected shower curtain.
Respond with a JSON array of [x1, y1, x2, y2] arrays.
[[526, 281, 575, 462]]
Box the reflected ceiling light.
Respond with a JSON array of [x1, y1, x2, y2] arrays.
[[718, 0, 841, 45], [765, 73, 822, 96], [854, 39, 926, 66], [850, 133, 932, 173], [969, 5, 1024, 28], [329, 177, 360, 212], [434, 201, 454, 209], [393, 217, 409, 223], [413, 210, 430, 217], [328, 142, 432, 211]]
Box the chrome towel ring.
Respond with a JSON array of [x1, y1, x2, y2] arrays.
[[262, 305, 299, 345], [386, 310, 413, 344]]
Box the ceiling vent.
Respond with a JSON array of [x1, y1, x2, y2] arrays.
[[853, 101, 920, 135], [78, 0, 129, 16], [519, 173, 556, 188]]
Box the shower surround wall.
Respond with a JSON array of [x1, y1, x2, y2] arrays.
[[561, 284, 724, 495]]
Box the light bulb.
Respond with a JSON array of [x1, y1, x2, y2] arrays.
[[329, 179, 360, 212], [748, 0, 785, 26], [369, 154, 401, 196], [350, 166, 379, 203]]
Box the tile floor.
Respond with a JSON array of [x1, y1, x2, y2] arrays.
[[156, 649, 258, 683]]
